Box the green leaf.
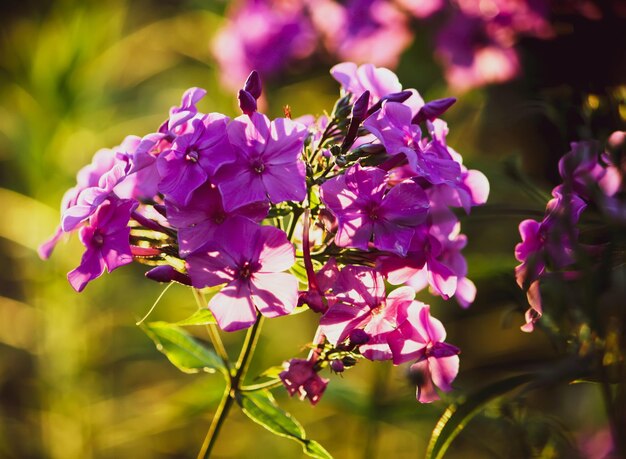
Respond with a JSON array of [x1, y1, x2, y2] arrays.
[[142, 322, 226, 376], [425, 374, 535, 459], [174, 308, 217, 326], [236, 390, 332, 459], [289, 259, 309, 287]]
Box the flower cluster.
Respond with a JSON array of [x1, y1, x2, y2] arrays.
[[212, 0, 555, 92], [514, 133, 625, 332], [41, 62, 488, 405]]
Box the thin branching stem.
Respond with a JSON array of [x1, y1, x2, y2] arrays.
[[192, 289, 230, 369]]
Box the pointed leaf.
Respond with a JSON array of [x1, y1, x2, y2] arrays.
[[236, 390, 333, 459], [425, 373, 535, 459], [142, 322, 226, 376], [175, 308, 217, 326]]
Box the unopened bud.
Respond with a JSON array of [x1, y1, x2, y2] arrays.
[[349, 329, 370, 346], [243, 70, 262, 99], [330, 359, 345, 373], [238, 90, 257, 115]]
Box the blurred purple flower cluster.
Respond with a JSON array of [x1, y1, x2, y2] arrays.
[[213, 0, 554, 91], [41, 62, 489, 404], [515, 132, 625, 332]]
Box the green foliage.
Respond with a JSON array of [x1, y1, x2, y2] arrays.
[[174, 308, 217, 326], [141, 322, 226, 376], [236, 390, 333, 459], [425, 374, 535, 459]]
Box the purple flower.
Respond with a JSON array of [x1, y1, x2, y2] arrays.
[[364, 102, 462, 186], [330, 62, 402, 106], [165, 182, 269, 257], [280, 358, 329, 405], [67, 199, 137, 292], [320, 266, 415, 360], [161, 87, 207, 135], [185, 217, 298, 332], [61, 149, 132, 233], [212, 0, 316, 88], [514, 186, 586, 331], [320, 164, 429, 256], [387, 302, 459, 403], [214, 112, 307, 212], [157, 114, 233, 205], [311, 0, 412, 69]]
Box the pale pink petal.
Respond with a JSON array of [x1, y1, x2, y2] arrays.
[[429, 355, 459, 393], [208, 281, 258, 332], [257, 226, 294, 272], [250, 272, 298, 318]]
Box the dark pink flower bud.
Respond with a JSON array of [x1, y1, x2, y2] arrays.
[[341, 90, 370, 152], [145, 265, 192, 286], [330, 359, 345, 373], [366, 90, 413, 117], [238, 89, 257, 115], [412, 97, 456, 124], [243, 70, 262, 99]]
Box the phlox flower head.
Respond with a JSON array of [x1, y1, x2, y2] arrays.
[[67, 198, 137, 292], [215, 112, 307, 211], [320, 266, 415, 360], [320, 164, 429, 256], [387, 302, 460, 403], [157, 114, 234, 205], [185, 217, 298, 332], [212, 0, 316, 88]]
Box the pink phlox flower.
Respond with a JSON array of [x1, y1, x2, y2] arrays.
[[364, 102, 462, 187], [212, 0, 316, 89], [320, 164, 429, 256], [559, 141, 621, 200], [185, 217, 298, 332], [67, 198, 137, 292], [165, 182, 269, 257], [330, 62, 403, 106], [160, 87, 207, 135], [379, 210, 468, 301], [157, 114, 233, 205], [387, 301, 459, 403], [514, 185, 586, 331], [61, 140, 136, 233], [279, 358, 329, 405], [214, 112, 307, 212], [311, 0, 412, 69], [320, 266, 415, 360]]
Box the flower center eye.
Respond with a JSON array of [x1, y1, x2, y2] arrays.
[[92, 232, 104, 247], [186, 149, 199, 162], [251, 160, 265, 174], [212, 212, 226, 225], [238, 261, 254, 279]]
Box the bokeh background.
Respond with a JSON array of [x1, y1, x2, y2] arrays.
[[1, 0, 625, 458]]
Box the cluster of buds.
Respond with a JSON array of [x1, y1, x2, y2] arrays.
[[41, 62, 489, 404]]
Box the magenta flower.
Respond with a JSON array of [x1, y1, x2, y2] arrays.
[[330, 62, 402, 106], [157, 114, 233, 205], [67, 198, 137, 292], [311, 0, 412, 69], [279, 358, 329, 405], [320, 266, 415, 360], [514, 186, 586, 331], [364, 101, 462, 186], [320, 164, 429, 256], [212, 0, 316, 88], [185, 217, 298, 331], [165, 182, 269, 257], [164, 87, 207, 134], [214, 112, 307, 212], [387, 301, 460, 403]]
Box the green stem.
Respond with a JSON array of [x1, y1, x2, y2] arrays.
[[240, 379, 283, 392], [192, 289, 230, 368], [197, 313, 265, 458], [196, 383, 233, 459]]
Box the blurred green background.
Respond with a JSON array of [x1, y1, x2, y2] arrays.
[[1, 1, 624, 458]]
